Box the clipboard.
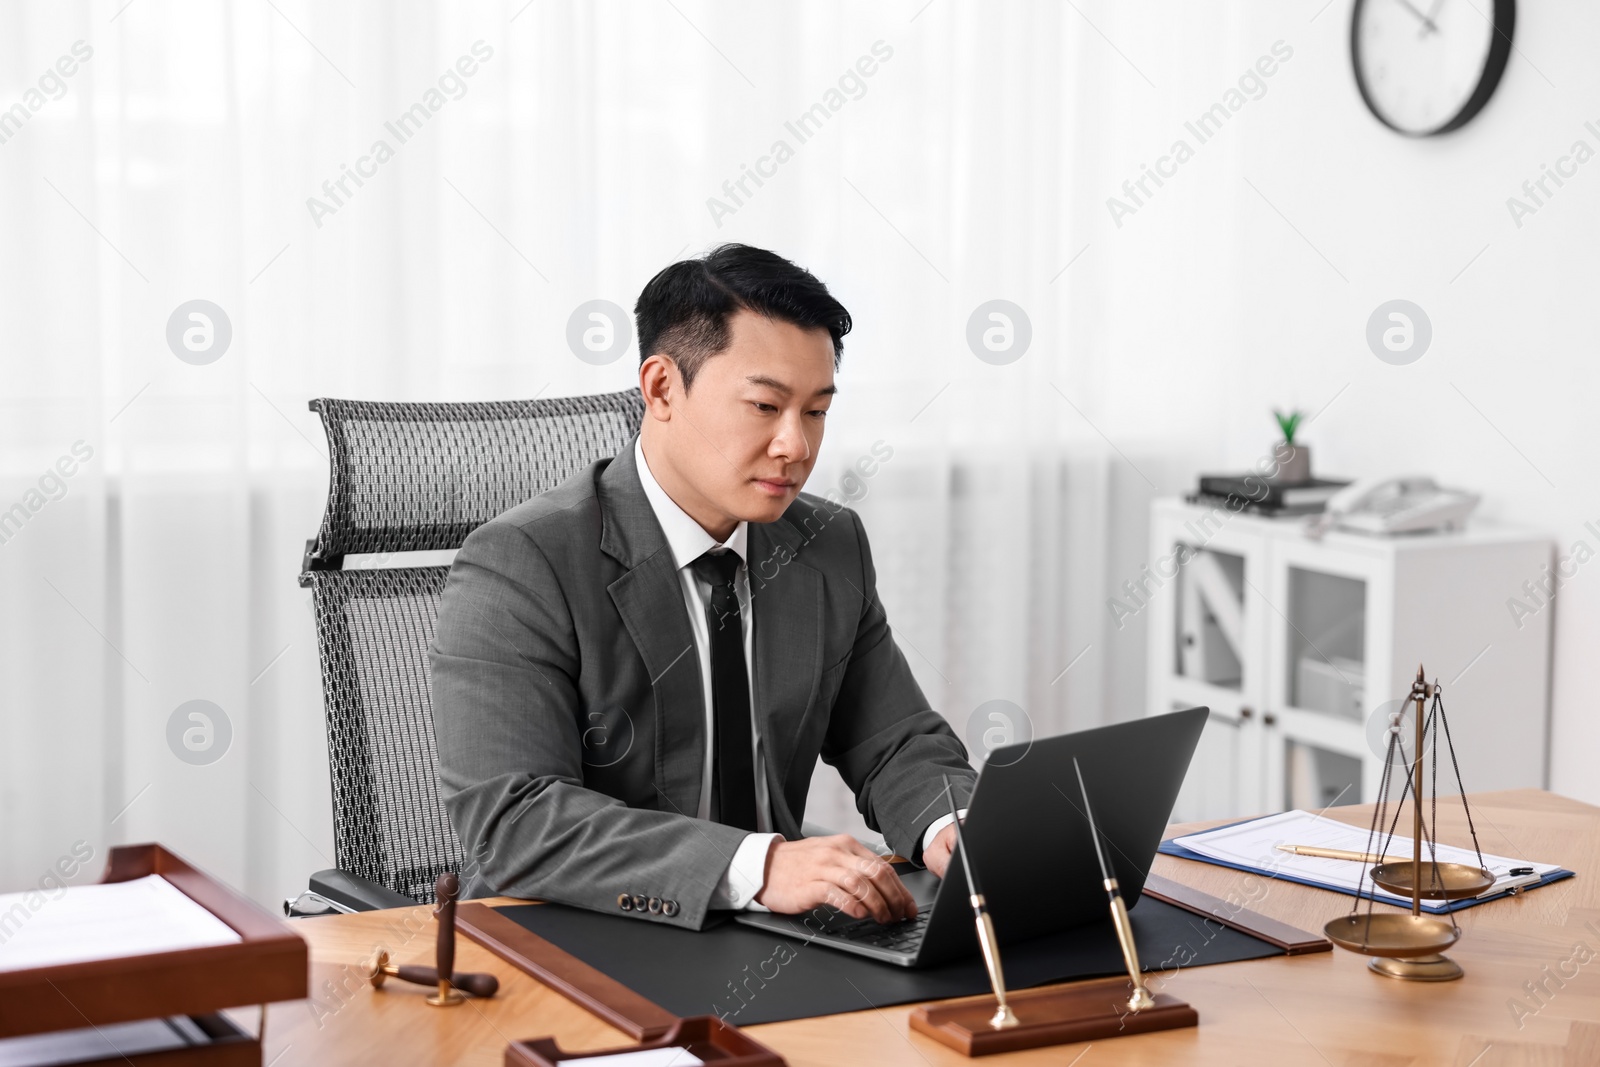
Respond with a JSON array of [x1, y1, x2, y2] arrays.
[[1159, 816, 1575, 915], [0, 843, 308, 1066]]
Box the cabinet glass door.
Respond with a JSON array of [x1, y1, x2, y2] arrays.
[[1283, 738, 1363, 811], [1148, 508, 1268, 821], [1173, 546, 1247, 690], [1285, 567, 1366, 721], [1265, 540, 1381, 811]]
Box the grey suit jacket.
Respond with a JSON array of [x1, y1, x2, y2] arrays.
[[428, 437, 976, 930]]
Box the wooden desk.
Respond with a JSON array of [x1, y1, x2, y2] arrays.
[[257, 790, 1599, 1065]]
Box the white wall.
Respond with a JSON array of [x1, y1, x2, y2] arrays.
[[1072, 2, 1598, 803]]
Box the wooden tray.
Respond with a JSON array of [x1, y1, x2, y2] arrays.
[[506, 1015, 784, 1066], [0, 844, 307, 1046], [0, 1011, 260, 1067]]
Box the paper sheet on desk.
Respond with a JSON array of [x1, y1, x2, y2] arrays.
[[0, 874, 241, 972], [578, 1050, 704, 1067], [1173, 810, 1560, 907]]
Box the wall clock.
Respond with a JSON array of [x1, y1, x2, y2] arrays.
[[1350, 0, 1515, 135]]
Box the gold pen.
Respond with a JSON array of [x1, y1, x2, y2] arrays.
[[1275, 844, 1386, 863], [1074, 757, 1155, 1014], [943, 774, 1018, 1030]]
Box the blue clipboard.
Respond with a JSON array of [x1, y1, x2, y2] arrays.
[[1158, 814, 1575, 915]]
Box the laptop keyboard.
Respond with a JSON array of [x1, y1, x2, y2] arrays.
[[829, 910, 931, 951]]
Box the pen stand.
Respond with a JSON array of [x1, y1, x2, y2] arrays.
[[910, 978, 1197, 1057], [505, 1016, 785, 1066], [912, 762, 1198, 1057]]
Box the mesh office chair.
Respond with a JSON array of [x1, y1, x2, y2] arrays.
[[292, 388, 645, 912]]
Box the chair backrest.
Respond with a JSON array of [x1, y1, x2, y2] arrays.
[[300, 389, 645, 903]]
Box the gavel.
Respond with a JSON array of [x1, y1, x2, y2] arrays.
[[364, 872, 498, 1004], [365, 949, 498, 1000]]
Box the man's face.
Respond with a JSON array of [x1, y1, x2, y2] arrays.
[[650, 309, 835, 534]]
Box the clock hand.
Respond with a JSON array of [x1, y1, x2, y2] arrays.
[[1392, 0, 1439, 34], [1420, 0, 1447, 37]]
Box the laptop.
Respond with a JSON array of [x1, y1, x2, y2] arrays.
[[735, 706, 1209, 967]]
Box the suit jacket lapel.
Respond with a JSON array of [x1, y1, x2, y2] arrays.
[[599, 440, 706, 820]]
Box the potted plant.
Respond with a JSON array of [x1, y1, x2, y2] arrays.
[[1271, 409, 1311, 484]]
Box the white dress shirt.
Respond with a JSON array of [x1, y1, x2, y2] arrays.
[[633, 437, 959, 911]]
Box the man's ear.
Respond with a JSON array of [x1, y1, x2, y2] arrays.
[[638, 354, 678, 422]]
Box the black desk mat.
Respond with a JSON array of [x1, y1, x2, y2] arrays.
[[495, 897, 1281, 1026]]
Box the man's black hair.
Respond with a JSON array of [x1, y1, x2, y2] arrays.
[[634, 244, 851, 390]]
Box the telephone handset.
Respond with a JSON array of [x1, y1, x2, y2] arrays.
[[1309, 476, 1480, 537]]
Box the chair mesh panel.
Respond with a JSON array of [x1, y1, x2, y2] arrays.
[[304, 389, 644, 903], [308, 392, 647, 561]]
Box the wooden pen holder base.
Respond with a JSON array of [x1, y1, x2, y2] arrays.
[[909, 978, 1197, 1057]]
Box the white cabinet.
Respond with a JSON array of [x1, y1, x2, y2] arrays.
[[1144, 498, 1552, 823]]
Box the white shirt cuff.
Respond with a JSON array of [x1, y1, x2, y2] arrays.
[[921, 809, 967, 856], [712, 832, 782, 911]]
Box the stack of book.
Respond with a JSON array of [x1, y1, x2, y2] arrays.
[[1187, 475, 1351, 517]]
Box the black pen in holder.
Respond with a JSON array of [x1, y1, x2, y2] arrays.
[[1073, 756, 1155, 1014], [942, 773, 1018, 1030]]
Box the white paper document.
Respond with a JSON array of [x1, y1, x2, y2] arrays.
[[577, 1048, 706, 1067], [1173, 809, 1560, 907], [0, 874, 242, 972]]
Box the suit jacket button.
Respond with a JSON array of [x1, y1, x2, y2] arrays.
[[632, 894, 647, 912], [662, 899, 679, 918], [647, 897, 662, 914], [617, 893, 633, 911]]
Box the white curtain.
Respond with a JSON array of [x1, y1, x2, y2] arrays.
[[0, 0, 1163, 905]]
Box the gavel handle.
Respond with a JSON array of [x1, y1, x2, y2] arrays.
[[435, 872, 459, 987], [393, 965, 499, 998]]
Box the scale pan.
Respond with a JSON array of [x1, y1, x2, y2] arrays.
[[1322, 913, 1459, 958], [1370, 862, 1495, 900]]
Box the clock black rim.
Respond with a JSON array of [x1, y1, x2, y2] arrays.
[[1349, 0, 1516, 137]]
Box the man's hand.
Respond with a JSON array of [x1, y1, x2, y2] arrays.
[[754, 834, 917, 923], [922, 821, 958, 879]]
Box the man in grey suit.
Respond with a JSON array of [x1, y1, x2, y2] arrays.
[[430, 244, 977, 931]]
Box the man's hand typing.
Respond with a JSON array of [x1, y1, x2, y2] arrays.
[[753, 834, 917, 922]]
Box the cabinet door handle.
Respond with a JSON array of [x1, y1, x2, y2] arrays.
[[1263, 711, 1278, 726], [1239, 706, 1253, 720]]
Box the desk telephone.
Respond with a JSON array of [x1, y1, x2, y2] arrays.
[[1310, 476, 1480, 537]]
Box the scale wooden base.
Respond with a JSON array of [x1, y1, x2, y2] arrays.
[[909, 978, 1197, 1057]]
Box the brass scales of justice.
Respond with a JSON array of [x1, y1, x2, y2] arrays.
[[1323, 665, 1495, 981]]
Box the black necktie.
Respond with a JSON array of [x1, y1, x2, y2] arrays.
[[691, 549, 759, 831]]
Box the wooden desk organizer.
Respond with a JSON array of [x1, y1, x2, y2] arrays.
[[457, 902, 679, 1041], [506, 1016, 784, 1066], [910, 977, 1198, 1056], [0, 843, 308, 1066]]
